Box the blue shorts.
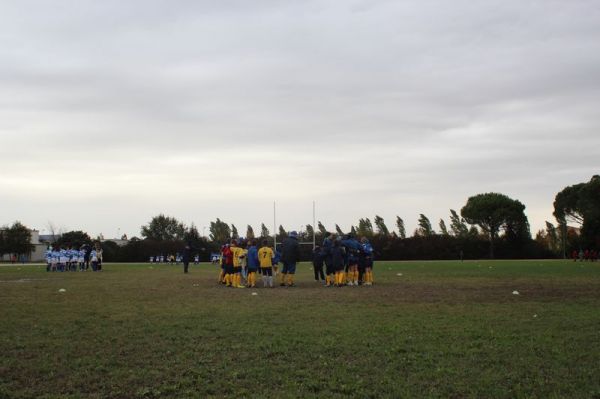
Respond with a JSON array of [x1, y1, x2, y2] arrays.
[[348, 256, 358, 267], [282, 262, 296, 274], [325, 261, 334, 275]]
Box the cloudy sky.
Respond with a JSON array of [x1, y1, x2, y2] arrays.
[[1, 0, 599, 239]]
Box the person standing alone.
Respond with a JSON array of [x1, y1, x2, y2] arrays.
[[182, 241, 192, 274]]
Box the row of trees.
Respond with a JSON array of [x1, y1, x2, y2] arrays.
[[129, 192, 535, 261], [121, 179, 598, 261], [3, 175, 597, 262]]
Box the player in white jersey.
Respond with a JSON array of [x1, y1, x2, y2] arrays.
[[193, 255, 199, 265], [78, 249, 85, 271], [57, 247, 67, 272], [90, 242, 103, 271], [64, 247, 70, 271], [51, 247, 60, 272], [69, 247, 78, 271]]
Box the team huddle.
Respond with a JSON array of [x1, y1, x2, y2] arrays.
[[313, 232, 375, 287], [45, 243, 103, 272], [217, 231, 375, 288]]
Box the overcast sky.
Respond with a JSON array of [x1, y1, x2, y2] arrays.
[[1, 0, 599, 239]]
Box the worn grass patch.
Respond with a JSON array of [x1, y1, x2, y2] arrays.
[[1, 260, 599, 398]]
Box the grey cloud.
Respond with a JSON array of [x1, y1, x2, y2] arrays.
[[1, 0, 599, 236]]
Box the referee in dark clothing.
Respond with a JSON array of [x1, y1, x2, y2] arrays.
[[182, 242, 192, 274]]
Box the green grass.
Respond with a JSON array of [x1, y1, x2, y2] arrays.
[[1, 260, 599, 398]]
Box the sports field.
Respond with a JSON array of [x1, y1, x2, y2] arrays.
[[1, 260, 599, 399]]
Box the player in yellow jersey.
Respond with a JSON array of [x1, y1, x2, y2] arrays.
[[246, 240, 259, 288], [257, 240, 275, 288], [230, 240, 247, 288]]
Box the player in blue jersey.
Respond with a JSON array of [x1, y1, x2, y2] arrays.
[[341, 235, 362, 286], [331, 239, 346, 287], [246, 240, 259, 288], [312, 245, 325, 283], [321, 233, 334, 286], [272, 249, 281, 282], [361, 237, 374, 285]]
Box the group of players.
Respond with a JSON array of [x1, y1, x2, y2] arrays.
[[149, 254, 201, 264], [313, 232, 375, 287], [45, 243, 103, 272], [217, 231, 375, 288], [571, 249, 599, 262], [218, 238, 278, 288]]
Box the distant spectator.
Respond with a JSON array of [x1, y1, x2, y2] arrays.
[[182, 242, 192, 274]]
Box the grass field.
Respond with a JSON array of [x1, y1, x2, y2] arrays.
[[1, 260, 599, 399]]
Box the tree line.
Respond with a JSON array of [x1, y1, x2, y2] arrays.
[[2, 175, 598, 262], [105, 177, 598, 262]]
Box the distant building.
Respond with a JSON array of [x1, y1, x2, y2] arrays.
[[38, 234, 59, 244], [101, 238, 129, 247]]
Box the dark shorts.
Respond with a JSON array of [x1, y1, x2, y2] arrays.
[[325, 261, 334, 275], [247, 267, 258, 273], [261, 267, 273, 276], [225, 265, 234, 274], [282, 262, 296, 274], [233, 266, 242, 274]]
